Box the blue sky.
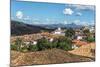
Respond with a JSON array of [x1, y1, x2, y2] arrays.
[[11, 0, 95, 25]]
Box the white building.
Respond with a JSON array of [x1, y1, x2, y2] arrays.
[[77, 36, 83, 40], [49, 38, 54, 42], [53, 27, 65, 36], [24, 41, 37, 46], [72, 44, 79, 49], [32, 41, 37, 45], [24, 42, 30, 45]]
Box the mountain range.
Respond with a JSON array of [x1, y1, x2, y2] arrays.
[[11, 20, 83, 36], [11, 20, 54, 36], [37, 23, 83, 29]]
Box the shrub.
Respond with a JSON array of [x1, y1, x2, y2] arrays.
[[65, 28, 75, 39], [36, 36, 72, 51], [51, 40, 58, 48], [11, 44, 17, 50], [57, 36, 72, 51], [83, 29, 90, 36], [12, 36, 73, 52], [86, 37, 95, 42], [20, 46, 28, 52], [12, 38, 29, 52], [28, 45, 38, 51], [37, 38, 52, 51], [14, 38, 23, 51]]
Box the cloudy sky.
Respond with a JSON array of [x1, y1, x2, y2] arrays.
[[11, 0, 95, 25]]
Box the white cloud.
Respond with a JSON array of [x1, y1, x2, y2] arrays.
[[72, 19, 95, 26], [16, 11, 23, 19], [32, 21, 40, 24], [46, 18, 50, 22], [89, 20, 95, 25], [63, 20, 68, 24], [73, 20, 89, 25], [80, 21, 90, 26], [81, 21, 89, 26], [76, 12, 82, 16], [73, 20, 80, 24], [32, 19, 40, 24], [76, 5, 95, 11], [23, 16, 30, 20], [89, 22, 94, 25], [63, 8, 74, 15], [32, 18, 39, 21], [67, 4, 95, 11]]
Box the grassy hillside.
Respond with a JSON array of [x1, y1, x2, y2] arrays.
[[69, 43, 95, 58], [11, 48, 93, 66]]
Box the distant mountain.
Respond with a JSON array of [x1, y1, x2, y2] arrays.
[[11, 20, 83, 36], [38, 23, 83, 29], [65, 23, 83, 29], [11, 20, 54, 36]]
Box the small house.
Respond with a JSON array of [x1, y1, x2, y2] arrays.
[[53, 27, 65, 36]]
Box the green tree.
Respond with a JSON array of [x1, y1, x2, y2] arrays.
[[28, 45, 38, 51], [28, 42, 38, 51], [83, 29, 90, 36], [37, 38, 51, 51], [51, 40, 58, 48], [36, 36, 72, 51], [65, 28, 75, 39], [85, 36, 95, 42], [14, 38, 23, 51], [11, 44, 17, 50], [57, 36, 72, 51], [20, 45, 28, 52]]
